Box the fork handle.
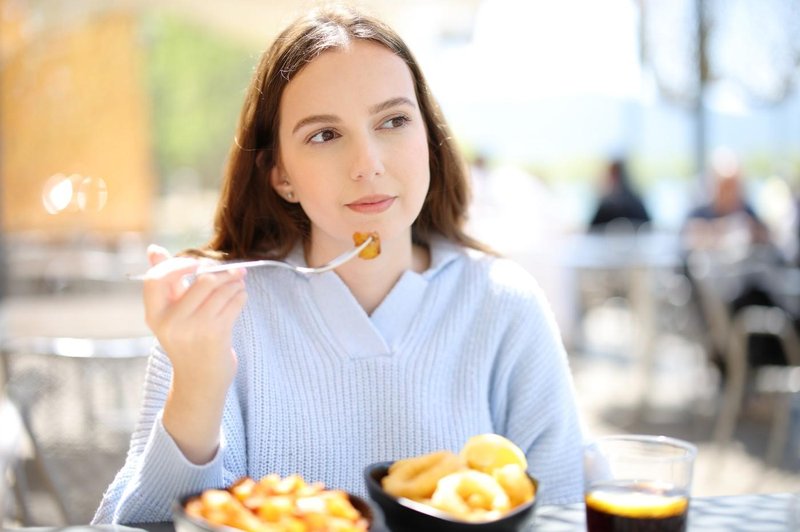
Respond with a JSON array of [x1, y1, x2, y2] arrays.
[[196, 259, 292, 275], [127, 259, 291, 280]]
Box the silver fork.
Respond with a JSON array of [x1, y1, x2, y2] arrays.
[[128, 236, 373, 280]]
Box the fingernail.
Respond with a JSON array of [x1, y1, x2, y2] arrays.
[[147, 244, 168, 255]]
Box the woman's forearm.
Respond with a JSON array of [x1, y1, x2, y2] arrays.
[[162, 375, 229, 464]]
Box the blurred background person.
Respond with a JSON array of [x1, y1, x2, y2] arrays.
[[682, 148, 771, 254], [794, 180, 800, 266], [587, 158, 651, 231], [682, 149, 792, 372]]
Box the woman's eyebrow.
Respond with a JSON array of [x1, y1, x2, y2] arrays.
[[292, 114, 340, 135], [369, 96, 416, 115], [291, 97, 416, 135]]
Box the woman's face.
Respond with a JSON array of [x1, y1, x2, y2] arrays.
[[272, 40, 430, 254]]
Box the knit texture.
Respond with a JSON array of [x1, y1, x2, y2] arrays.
[[93, 237, 586, 524]]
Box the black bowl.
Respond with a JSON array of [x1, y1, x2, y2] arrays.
[[172, 489, 375, 532], [364, 461, 538, 532]]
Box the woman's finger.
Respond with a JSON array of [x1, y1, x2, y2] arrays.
[[162, 269, 243, 324], [216, 281, 249, 330], [147, 244, 171, 267], [142, 257, 201, 326], [189, 271, 247, 322]]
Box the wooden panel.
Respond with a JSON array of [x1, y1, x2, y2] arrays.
[[1, 9, 154, 236]]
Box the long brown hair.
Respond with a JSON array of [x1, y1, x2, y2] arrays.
[[199, 5, 489, 259]]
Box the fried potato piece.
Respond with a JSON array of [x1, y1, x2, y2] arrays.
[[382, 450, 465, 500], [185, 475, 369, 532], [196, 489, 267, 532], [353, 231, 381, 259]]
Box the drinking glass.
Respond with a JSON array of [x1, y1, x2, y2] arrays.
[[583, 434, 697, 532]]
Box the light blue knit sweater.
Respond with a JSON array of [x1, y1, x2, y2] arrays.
[[93, 237, 585, 524]]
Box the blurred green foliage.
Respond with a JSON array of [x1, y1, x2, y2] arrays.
[[143, 14, 257, 190]]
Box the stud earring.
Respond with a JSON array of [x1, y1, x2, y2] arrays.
[[286, 191, 294, 200]]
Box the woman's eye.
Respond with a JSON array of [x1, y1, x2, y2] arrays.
[[380, 115, 410, 130], [308, 129, 340, 144]]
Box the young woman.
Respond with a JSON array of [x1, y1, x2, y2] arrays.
[[94, 5, 585, 523]]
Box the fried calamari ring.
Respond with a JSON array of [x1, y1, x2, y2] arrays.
[[460, 433, 528, 474], [353, 231, 381, 259], [430, 470, 511, 522], [382, 450, 464, 500], [491, 464, 535, 508]]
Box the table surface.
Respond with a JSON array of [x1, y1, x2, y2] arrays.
[[12, 492, 797, 532], [561, 231, 683, 271]]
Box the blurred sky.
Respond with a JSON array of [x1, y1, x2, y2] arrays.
[[410, 0, 800, 172], [126, 0, 800, 179], [3, 0, 799, 239], [439, 0, 641, 100], [406, 0, 800, 231]]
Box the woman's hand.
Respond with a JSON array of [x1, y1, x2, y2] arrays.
[[142, 244, 248, 464]]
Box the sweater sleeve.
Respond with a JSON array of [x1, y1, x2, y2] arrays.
[[490, 267, 587, 505], [92, 344, 247, 524]]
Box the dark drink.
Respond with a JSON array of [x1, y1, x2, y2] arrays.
[[585, 481, 688, 532]]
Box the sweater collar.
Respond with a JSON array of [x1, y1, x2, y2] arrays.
[[290, 235, 464, 358], [421, 235, 464, 280]]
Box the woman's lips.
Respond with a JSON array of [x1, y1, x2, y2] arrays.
[[346, 195, 395, 214]]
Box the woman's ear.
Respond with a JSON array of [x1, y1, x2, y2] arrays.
[[255, 150, 268, 170], [269, 164, 296, 202]]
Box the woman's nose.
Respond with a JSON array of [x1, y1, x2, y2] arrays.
[[349, 136, 385, 181]]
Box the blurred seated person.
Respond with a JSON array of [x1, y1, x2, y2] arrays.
[[683, 150, 790, 370], [682, 149, 771, 253], [795, 184, 800, 266], [588, 158, 651, 231], [582, 159, 651, 309]]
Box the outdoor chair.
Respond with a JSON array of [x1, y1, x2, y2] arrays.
[[1, 335, 153, 525], [713, 305, 800, 467], [686, 249, 800, 466]]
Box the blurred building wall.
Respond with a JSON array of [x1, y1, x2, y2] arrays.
[[1, 3, 153, 237]]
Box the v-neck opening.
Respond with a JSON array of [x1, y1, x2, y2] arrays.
[[296, 236, 464, 359]]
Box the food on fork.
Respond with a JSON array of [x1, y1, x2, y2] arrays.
[[184, 473, 369, 531], [352, 231, 381, 260], [380, 434, 536, 522]]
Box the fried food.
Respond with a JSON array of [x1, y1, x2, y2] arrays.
[[184, 474, 369, 532], [352, 231, 381, 260], [491, 463, 536, 508], [185, 489, 265, 532], [381, 450, 464, 500], [460, 433, 528, 474], [382, 434, 536, 523], [430, 470, 511, 522]]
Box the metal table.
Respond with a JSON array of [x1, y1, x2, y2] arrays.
[[12, 492, 796, 532]]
